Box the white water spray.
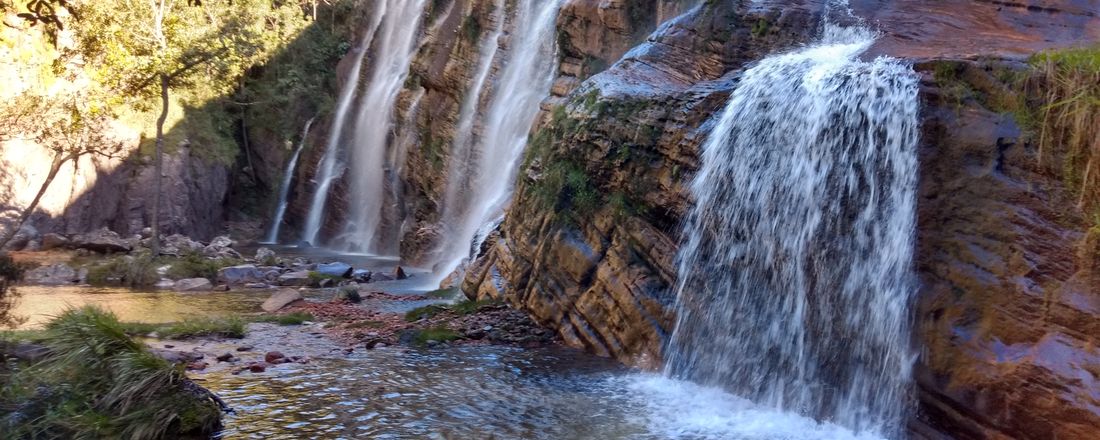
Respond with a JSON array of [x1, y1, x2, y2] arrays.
[[265, 116, 315, 244], [340, 0, 428, 254], [301, 10, 386, 246], [664, 18, 920, 437], [429, 0, 564, 284]]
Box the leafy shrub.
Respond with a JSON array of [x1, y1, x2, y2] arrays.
[[86, 254, 160, 287]]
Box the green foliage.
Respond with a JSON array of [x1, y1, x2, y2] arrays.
[[86, 253, 160, 287], [412, 327, 461, 346], [0, 306, 222, 438], [449, 299, 501, 315], [120, 317, 246, 339], [405, 304, 448, 322], [307, 271, 344, 285], [253, 312, 314, 326], [1028, 45, 1100, 211], [333, 286, 361, 303], [166, 253, 231, 280], [461, 14, 481, 42], [425, 287, 459, 299], [0, 254, 24, 328], [751, 18, 770, 38]]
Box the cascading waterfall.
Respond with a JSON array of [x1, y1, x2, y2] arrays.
[[664, 18, 920, 437], [301, 8, 386, 246], [429, 0, 563, 283], [265, 116, 315, 244], [340, 0, 428, 254]]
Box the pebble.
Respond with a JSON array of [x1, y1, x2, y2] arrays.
[[236, 345, 254, 352]]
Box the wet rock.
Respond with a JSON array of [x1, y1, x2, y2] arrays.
[[277, 270, 311, 286], [236, 345, 253, 352], [39, 233, 69, 251], [215, 353, 235, 362], [372, 272, 395, 282], [248, 362, 267, 373], [351, 269, 372, 283], [153, 349, 200, 364], [261, 289, 303, 313], [23, 263, 83, 285], [254, 247, 276, 262], [71, 227, 131, 254], [333, 286, 362, 303], [264, 351, 285, 363], [173, 278, 212, 292], [394, 266, 408, 280], [217, 264, 268, 285], [316, 262, 353, 278], [186, 361, 208, 371]]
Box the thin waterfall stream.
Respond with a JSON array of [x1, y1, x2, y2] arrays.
[[428, 0, 564, 284], [664, 17, 920, 438], [265, 117, 315, 244]]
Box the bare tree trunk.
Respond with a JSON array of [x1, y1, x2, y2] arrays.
[[0, 154, 69, 249], [151, 73, 169, 256]]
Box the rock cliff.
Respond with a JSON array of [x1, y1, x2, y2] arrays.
[[462, 0, 1100, 437]]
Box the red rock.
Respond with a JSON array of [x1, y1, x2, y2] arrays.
[[186, 361, 208, 371], [248, 363, 266, 373], [264, 351, 285, 363]]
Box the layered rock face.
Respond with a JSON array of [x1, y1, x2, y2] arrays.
[[463, 0, 1100, 437]]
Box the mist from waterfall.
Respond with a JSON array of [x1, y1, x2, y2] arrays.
[[664, 18, 921, 438], [426, 0, 563, 283], [265, 116, 315, 244]]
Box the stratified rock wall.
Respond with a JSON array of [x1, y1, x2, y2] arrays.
[[464, 0, 1100, 438]]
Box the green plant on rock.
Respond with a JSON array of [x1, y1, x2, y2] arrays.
[[1028, 45, 1100, 211], [412, 327, 461, 346], [0, 306, 223, 438], [405, 304, 448, 322], [253, 312, 314, 326]]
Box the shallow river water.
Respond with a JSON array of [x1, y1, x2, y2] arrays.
[[12, 286, 881, 440]]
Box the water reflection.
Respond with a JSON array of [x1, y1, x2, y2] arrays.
[[11, 286, 277, 328]]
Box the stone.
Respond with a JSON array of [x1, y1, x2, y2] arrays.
[[333, 286, 362, 303], [351, 269, 372, 283], [217, 264, 268, 285], [160, 234, 204, 256], [254, 247, 276, 262], [173, 278, 212, 292], [236, 346, 253, 352], [315, 262, 353, 278], [394, 266, 408, 280], [264, 351, 285, 363], [215, 353, 234, 362], [39, 233, 69, 250], [71, 227, 131, 253], [23, 263, 83, 285], [9, 343, 49, 362], [2, 225, 38, 251], [186, 361, 208, 371], [372, 272, 395, 282], [261, 289, 303, 313], [248, 362, 266, 373], [276, 270, 312, 286]]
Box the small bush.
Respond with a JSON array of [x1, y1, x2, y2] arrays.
[[86, 254, 160, 287], [0, 306, 223, 438], [404, 304, 448, 322], [166, 253, 228, 280], [253, 312, 314, 326], [413, 327, 461, 346]]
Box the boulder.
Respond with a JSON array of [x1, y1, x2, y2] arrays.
[[23, 263, 83, 285], [351, 269, 372, 283], [315, 262, 353, 278], [173, 278, 213, 292], [372, 272, 395, 282], [217, 264, 267, 285], [2, 225, 38, 251], [394, 266, 408, 280], [333, 286, 362, 303], [160, 234, 204, 256], [39, 233, 70, 251], [203, 236, 242, 259], [254, 247, 276, 262], [261, 289, 303, 312], [71, 227, 131, 254], [264, 351, 286, 363], [276, 270, 312, 287]]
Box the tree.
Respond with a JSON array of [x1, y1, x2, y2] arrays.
[[70, 0, 312, 254], [0, 93, 124, 249]]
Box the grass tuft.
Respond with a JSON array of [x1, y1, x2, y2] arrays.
[[252, 312, 314, 326], [413, 327, 461, 346]]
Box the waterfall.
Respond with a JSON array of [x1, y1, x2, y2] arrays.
[[264, 116, 315, 244], [664, 19, 920, 437], [301, 9, 387, 246], [340, 0, 428, 254], [429, 0, 564, 283]]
